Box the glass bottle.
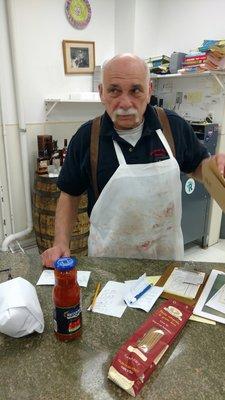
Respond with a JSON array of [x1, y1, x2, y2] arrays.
[[36, 149, 50, 175], [61, 138, 68, 165], [53, 257, 82, 341], [51, 140, 61, 172]]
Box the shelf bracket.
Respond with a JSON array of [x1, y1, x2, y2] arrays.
[[211, 73, 225, 92], [45, 101, 59, 118]]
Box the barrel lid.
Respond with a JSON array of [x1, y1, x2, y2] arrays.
[[54, 257, 77, 271]]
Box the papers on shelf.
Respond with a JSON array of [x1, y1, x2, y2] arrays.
[[124, 274, 164, 312], [91, 281, 127, 318], [36, 269, 91, 288], [193, 269, 225, 324], [163, 268, 205, 299]]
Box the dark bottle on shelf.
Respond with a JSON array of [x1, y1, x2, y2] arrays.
[[61, 139, 68, 165], [37, 135, 52, 158], [50, 140, 60, 170], [36, 134, 52, 175], [36, 149, 50, 175]]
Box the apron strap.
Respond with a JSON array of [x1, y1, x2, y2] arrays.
[[90, 108, 175, 200], [90, 116, 102, 200], [113, 141, 127, 165], [156, 129, 174, 159], [154, 106, 176, 158]]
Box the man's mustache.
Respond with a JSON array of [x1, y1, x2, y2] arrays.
[[112, 108, 139, 123]]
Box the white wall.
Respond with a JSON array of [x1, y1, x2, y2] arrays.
[[115, 0, 136, 53], [0, 0, 116, 242], [134, 0, 160, 58], [9, 0, 115, 124], [133, 0, 225, 58]]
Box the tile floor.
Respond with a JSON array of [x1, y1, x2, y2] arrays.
[[184, 239, 225, 263]]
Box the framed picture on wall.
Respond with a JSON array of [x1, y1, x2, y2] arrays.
[[62, 40, 95, 74]]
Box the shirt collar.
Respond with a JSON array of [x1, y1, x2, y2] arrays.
[[100, 104, 161, 137]]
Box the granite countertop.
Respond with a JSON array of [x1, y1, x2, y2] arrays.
[[0, 250, 225, 400]]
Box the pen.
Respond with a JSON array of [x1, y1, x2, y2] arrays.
[[130, 284, 152, 304], [88, 282, 101, 311]]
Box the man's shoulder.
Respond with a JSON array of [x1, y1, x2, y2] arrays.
[[163, 108, 188, 126], [77, 119, 93, 135], [69, 119, 94, 147]]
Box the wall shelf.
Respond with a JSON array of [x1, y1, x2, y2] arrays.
[[151, 71, 225, 91], [45, 92, 102, 119]]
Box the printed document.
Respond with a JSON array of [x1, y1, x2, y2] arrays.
[[36, 269, 91, 288]]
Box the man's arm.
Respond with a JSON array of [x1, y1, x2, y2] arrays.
[[190, 153, 225, 182], [41, 191, 81, 267]]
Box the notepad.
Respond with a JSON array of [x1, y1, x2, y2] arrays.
[[163, 268, 205, 299], [124, 274, 164, 312], [91, 281, 127, 318], [193, 269, 225, 324]]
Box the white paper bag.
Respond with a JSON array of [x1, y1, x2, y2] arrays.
[[0, 277, 44, 338]]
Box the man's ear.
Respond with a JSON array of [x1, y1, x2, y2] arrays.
[[98, 84, 104, 104]]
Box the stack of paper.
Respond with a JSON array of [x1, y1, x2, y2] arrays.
[[91, 274, 163, 318], [193, 269, 225, 324], [124, 274, 164, 313]]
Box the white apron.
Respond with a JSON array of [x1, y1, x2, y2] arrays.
[[88, 129, 184, 260]]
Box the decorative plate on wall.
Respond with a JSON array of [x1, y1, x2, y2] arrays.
[[65, 0, 92, 30]]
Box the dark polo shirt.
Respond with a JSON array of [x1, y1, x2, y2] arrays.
[[58, 104, 209, 215]]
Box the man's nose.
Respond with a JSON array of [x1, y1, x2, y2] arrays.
[[118, 93, 132, 109]]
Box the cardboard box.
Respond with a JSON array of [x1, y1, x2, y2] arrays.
[[202, 158, 225, 212]]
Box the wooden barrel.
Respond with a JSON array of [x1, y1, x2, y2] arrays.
[[32, 174, 89, 256]]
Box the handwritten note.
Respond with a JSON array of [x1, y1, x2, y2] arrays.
[[91, 281, 127, 318], [124, 275, 164, 312], [36, 269, 91, 288]]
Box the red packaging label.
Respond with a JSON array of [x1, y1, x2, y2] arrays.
[[108, 299, 192, 397]]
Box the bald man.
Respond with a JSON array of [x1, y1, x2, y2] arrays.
[[42, 54, 225, 266]]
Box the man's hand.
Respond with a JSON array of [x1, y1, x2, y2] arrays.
[[213, 153, 225, 176], [191, 153, 225, 182], [41, 244, 70, 268]]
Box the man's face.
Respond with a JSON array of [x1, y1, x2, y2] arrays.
[[99, 57, 152, 130]]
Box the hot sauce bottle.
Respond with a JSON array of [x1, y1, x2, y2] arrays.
[[53, 257, 82, 341]]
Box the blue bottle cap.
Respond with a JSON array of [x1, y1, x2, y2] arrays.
[[54, 257, 78, 271]]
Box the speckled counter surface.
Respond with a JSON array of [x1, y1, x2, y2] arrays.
[[0, 250, 225, 400]]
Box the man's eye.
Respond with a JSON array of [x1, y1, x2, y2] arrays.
[[132, 87, 141, 94], [108, 88, 121, 96], [109, 88, 119, 94]]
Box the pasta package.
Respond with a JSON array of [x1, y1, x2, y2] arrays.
[[108, 299, 192, 397]]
